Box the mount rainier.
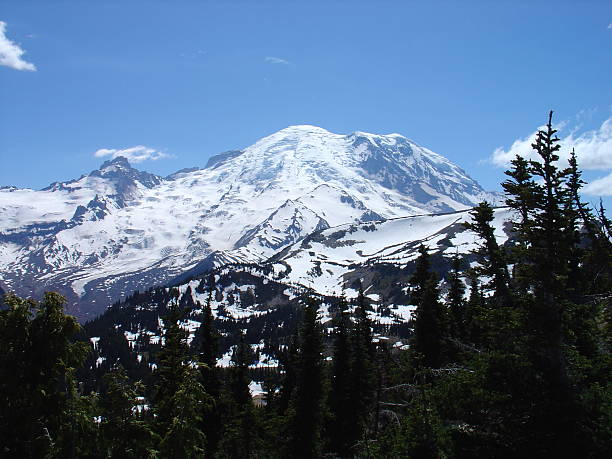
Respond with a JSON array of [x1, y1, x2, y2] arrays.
[[0, 125, 501, 319]]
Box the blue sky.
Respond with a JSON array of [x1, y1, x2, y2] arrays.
[[1, 1, 611, 207]]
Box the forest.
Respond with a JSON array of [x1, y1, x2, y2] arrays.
[[1, 113, 611, 458]]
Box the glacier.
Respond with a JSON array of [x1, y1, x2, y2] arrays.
[[0, 125, 501, 319]]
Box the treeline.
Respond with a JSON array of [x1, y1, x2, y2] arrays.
[[1, 112, 611, 458]]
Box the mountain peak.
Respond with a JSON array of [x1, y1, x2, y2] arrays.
[[99, 155, 132, 171], [278, 125, 331, 134]]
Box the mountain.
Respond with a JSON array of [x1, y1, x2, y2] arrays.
[[0, 125, 500, 319], [81, 206, 514, 388]]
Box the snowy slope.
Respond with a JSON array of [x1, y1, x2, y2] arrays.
[[270, 207, 514, 295], [0, 125, 500, 319]]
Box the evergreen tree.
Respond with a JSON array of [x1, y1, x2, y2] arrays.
[[153, 302, 208, 457], [158, 367, 208, 458], [100, 366, 157, 458], [288, 297, 326, 458], [196, 288, 222, 458], [218, 331, 259, 458], [348, 288, 377, 450], [277, 335, 300, 416], [410, 248, 447, 368], [446, 254, 466, 340], [409, 245, 433, 307], [464, 201, 512, 307], [414, 278, 446, 369], [0, 292, 91, 458], [328, 296, 354, 456]]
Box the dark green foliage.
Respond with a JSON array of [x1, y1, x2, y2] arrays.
[[277, 335, 300, 416], [409, 244, 434, 307], [348, 289, 377, 447], [195, 290, 223, 458], [446, 254, 466, 339], [410, 246, 448, 368], [0, 292, 92, 458], [464, 201, 511, 306], [328, 297, 354, 456], [414, 277, 447, 368], [100, 367, 158, 458], [158, 367, 208, 459], [287, 297, 326, 458], [4, 112, 611, 459], [153, 302, 208, 457]]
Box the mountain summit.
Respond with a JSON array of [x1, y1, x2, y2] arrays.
[[198, 125, 490, 213], [0, 126, 498, 318]]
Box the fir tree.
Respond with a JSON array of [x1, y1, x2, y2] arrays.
[[219, 332, 258, 458], [153, 302, 208, 457], [409, 245, 433, 307], [196, 288, 222, 458], [328, 296, 354, 456], [100, 366, 158, 458], [414, 277, 446, 368], [277, 335, 300, 416], [408, 247, 447, 368], [464, 201, 511, 307], [348, 288, 376, 450], [446, 254, 466, 340], [0, 292, 91, 458], [288, 297, 326, 458]]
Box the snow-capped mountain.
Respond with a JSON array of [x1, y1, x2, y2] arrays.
[[0, 125, 499, 319]]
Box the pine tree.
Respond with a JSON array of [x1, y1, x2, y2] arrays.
[[464, 201, 512, 307], [409, 247, 447, 368], [463, 273, 485, 347], [153, 302, 208, 457], [158, 367, 208, 459], [100, 366, 158, 458], [493, 111, 609, 456], [277, 334, 300, 416], [502, 155, 540, 293], [348, 288, 376, 450], [218, 332, 258, 458], [0, 292, 91, 458], [446, 254, 466, 340], [409, 245, 433, 307], [328, 296, 354, 456], [196, 288, 222, 458], [288, 297, 326, 458], [415, 278, 446, 369]]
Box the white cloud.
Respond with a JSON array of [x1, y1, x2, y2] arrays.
[[490, 117, 612, 170], [584, 172, 612, 196], [94, 145, 171, 163], [489, 115, 612, 196], [179, 49, 206, 59], [265, 56, 290, 65], [608, 23, 612, 30], [0, 21, 36, 71]]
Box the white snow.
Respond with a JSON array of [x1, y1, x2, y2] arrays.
[[1, 125, 499, 311]]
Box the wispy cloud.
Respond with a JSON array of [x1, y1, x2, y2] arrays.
[[0, 21, 36, 71], [94, 146, 171, 163], [265, 56, 290, 65], [584, 172, 612, 196], [489, 117, 612, 170], [488, 115, 612, 196], [180, 49, 207, 59], [608, 23, 612, 30]]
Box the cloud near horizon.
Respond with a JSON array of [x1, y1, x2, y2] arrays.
[[0, 21, 36, 71], [489, 116, 612, 196], [94, 146, 171, 163], [583, 172, 612, 196], [265, 56, 290, 65]]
